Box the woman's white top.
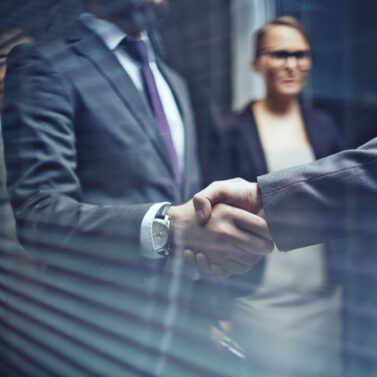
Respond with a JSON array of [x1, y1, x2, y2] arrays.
[[231, 145, 342, 377]]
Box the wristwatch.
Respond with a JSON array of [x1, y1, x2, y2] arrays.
[[152, 204, 172, 257]]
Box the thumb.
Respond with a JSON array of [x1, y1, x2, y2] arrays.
[[193, 193, 212, 225]]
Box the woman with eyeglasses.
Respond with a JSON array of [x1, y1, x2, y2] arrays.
[[207, 16, 344, 377]]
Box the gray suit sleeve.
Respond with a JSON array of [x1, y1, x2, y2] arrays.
[[258, 138, 377, 251], [3, 44, 156, 281]]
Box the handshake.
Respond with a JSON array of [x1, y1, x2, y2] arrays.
[[167, 178, 274, 278]]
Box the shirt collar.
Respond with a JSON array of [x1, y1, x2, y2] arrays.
[[80, 13, 154, 59]]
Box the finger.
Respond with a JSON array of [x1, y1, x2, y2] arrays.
[[193, 181, 227, 225], [226, 222, 274, 263], [195, 233, 268, 267], [193, 193, 213, 225], [218, 225, 273, 263], [233, 231, 274, 258], [235, 233, 274, 258], [227, 235, 273, 266], [209, 264, 231, 279], [232, 248, 264, 267], [196, 252, 212, 274], [195, 181, 225, 205], [234, 209, 273, 242], [183, 249, 197, 269], [206, 230, 270, 266], [221, 259, 253, 275]]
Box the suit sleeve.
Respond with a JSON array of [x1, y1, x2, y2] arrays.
[[3, 44, 158, 281], [258, 137, 377, 251]]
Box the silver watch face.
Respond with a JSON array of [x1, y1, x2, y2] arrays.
[[152, 219, 169, 250]]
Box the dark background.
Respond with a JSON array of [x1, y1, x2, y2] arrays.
[[2, 0, 377, 155]]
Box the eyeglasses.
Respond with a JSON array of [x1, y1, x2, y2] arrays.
[[258, 49, 312, 71]]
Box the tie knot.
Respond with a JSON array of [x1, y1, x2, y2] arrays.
[[121, 38, 149, 65]]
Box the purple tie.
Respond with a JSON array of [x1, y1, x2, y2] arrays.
[[121, 38, 182, 184]]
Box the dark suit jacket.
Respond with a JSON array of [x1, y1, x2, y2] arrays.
[[3, 19, 201, 279], [207, 102, 344, 297], [2, 19, 206, 377]]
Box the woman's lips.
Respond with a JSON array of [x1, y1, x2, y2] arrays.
[[282, 79, 296, 84]]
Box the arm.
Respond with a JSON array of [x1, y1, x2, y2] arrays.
[[169, 199, 273, 275], [3, 44, 153, 281], [258, 139, 377, 250], [193, 138, 377, 252], [3, 45, 273, 280]]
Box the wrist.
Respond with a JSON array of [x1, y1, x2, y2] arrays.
[[167, 205, 179, 249], [152, 204, 172, 257], [167, 205, 177, 224], [254, 183, 263, 211], [167, 201, 193, 250]]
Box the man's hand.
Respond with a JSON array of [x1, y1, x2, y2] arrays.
[[187, 178, 273, 276], [183, 249, 232, 278], [193, 178, 263, 225], [168, 199, 273, 275]]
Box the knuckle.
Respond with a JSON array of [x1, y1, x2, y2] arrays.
[[210, 181, 219, 189], [193, 192, 200, 201], [193, 192, 204, 203], [216, 203, 232, 217], [217, 226, 232, 239], [215, 204, 228, 217]]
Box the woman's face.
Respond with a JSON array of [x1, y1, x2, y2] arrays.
[[252, 25, 312, 98]]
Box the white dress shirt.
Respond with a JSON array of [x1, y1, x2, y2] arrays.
[[82, 13, 185, 258]]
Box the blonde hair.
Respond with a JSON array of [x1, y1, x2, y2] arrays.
[[254, 16, 311, 59]]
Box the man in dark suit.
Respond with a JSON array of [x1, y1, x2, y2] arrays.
[[3, 0, 270, 278], [193, 137, 377, 376], [2, 1, 272, 375]]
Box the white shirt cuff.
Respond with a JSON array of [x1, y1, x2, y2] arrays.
[[140, 202, 171, 259]]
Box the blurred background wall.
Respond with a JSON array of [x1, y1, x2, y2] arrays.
[[161, 0, 377, 156]]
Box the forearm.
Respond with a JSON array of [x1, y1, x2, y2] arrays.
[[13, 191, 154, 281], [258, 142, 377, 250]]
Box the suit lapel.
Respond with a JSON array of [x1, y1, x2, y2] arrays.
[[301, 107, 326, 159], [243, 103, 268, 177], [66, 21, 177, 180]]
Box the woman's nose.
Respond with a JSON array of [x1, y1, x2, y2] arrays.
[[286, 56, 298, 69]]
